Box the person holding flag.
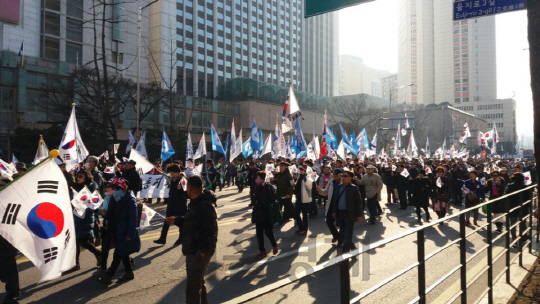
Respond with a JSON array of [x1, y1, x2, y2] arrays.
[[154, 164, 187, 246]]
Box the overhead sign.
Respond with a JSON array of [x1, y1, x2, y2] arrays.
[[305, 0, 375, 18], [453, 0, 527, 20]]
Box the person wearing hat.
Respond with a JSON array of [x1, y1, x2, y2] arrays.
[[450, 164, 465, 206], [98, 177, 141, 285], [332, 171, 363, 252], [120, 160, 142, 196], [499, 167, 511, 184], [317, 168, 343, 243], [205, 160, 219, 192], [85, 156, 105, 194], [354, 165, 383, 224], [316, 165, 332, 208], [236, 159, 247, 193], [293, 166, 313, 235]]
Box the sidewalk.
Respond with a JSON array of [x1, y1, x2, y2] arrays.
[[479, 239, 540, 304]]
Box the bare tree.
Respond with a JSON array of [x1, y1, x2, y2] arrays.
[[328, 93, 380, 135], [44, 0, 163, 142]]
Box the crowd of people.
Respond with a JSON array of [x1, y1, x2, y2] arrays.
[[0, 152, 537, 304]]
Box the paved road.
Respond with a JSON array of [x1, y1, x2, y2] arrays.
[[2, 185, 537, 303]]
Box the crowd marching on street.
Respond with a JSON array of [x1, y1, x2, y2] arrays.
[[0, 102, 537, 304]]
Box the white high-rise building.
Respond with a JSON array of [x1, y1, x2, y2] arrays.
[[398, 0, 497, 105], [339, 55, 391, 97]]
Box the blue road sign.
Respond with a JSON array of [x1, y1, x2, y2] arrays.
[[453, 0, 527, 20]]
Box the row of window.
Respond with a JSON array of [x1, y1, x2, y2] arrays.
[[479, 113, 504, 119], [478, 104, 503, 110]]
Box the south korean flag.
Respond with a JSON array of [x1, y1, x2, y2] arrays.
[[0, 158, 76, 282]]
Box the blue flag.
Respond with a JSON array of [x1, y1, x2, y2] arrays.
[[259, 128, 264, 153], [161, 130, 175, 161], [211, 123, 226, 156], [294, 119, 307, 156], [223, 134, 230, 162], [326, 126, 338, 150], [339, 123, 358, 154], [18, 41, 24, 57], [250, 116, 260, 155], [243, 137, 253, 158]]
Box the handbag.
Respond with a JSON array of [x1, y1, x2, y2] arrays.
[[269, 201, 283, 224], [466, 192, 478, 201]]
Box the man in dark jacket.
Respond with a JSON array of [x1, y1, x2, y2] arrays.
[[236, 159, 247, 193], [450, 164, 464, 206], [206, 160, 219, 192], [154, 164, 187, 245], [0, 236, 19, 304], [381, 166, 397, 204], [86, 156, 105, 194], [332, 171, 363, 253], [166, 176, 218, 304], [272, 162, 294, 223], [121, 160, 142, 195]]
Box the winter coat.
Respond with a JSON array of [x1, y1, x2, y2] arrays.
[[316, 173, 333, 197], [74, 208, 95, 239], [485, 179, 507, 214], [412, 177, 431, 208], [504, 182, 531, 218], [122, 167, 142, 195], [381, 167, 397, 188], [178, 191, 218, 256], [107, 193, 141, 257], [252, 184, 276, 223], [165, 177, 188, 217], [463, 179, 485, 207], [355, 173, 383, 201], [294, 175, 313, 204], [331, 183, 364, 222], [321, 180, 340, 216], [273, 170, 294, 198]]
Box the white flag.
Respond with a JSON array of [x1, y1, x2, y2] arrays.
[[126, 130, 136, 154], [523, 171, 532, 185], [193, 133, 207, 160], [401, 169, 410, 178], [180, 176, 188, 191], [135, 131, 148, 159], [336, 140, 346, 160], [0, 159, 76, 283], [58, 107, 89, 172], [230, 120, 237, 161], [71, 186, 92, 218], [113, 143, 120, 155], [87, 191, 103, 210], [306, 140, 317, 160], [129, 149, 155, 177], [261, 133, 272, 156], [34, 135, 50, 165], [230, 129, 243, 162], [186, 132, 194, 161], [139, 204, 157, 230]]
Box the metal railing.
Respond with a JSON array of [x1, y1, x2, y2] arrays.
[[224, 184, 539, 304]]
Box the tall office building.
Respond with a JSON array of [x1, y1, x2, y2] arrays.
[[174, 0, 339, 99], [398, 0, 497, 105], [339, 55, 391, 97]]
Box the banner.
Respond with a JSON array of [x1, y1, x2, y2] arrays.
[[138, 175, 170, 199], [129, 149, 155, 177]]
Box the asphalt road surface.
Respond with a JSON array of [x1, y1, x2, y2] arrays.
[[3, 185, 537, 303]]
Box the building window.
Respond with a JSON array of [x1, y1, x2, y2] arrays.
[[66, 18, 83, 42], [41, 36, 60, 60], [112, 0, 125, 41], [66, 42, 82, 65]]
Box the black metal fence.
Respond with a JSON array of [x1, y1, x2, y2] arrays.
[[224, 184, 539, 304]]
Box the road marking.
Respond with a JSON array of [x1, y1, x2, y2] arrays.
[[226, 242, 326, 276]]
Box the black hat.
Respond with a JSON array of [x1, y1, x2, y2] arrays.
[[279, 162, 290, 167], [333, 168, 343, 175]]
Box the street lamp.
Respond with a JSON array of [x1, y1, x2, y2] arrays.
[[136, 0, 160, 138], [390, 83, 415, 111]]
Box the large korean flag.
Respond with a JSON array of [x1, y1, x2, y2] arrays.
[[0, 158, 76, 283]]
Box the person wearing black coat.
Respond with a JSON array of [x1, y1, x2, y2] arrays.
[[485, 171, 507, 233], [120, 161, 142, 195], [332, 171, 363, 253], [433, 167, 450, 224], [205, 160, 219, 191], [407, 163, 419, 205], [0, 236, 19, 304], [381, 166, 397, 204], [166, 176, 218, 304], [251, 171, 278, 258], [247, 162, 258, 206], [504, 173, 531, 242], [396, 164, 410, 209], [154, 165, 188, 245], [412, 170, 431, 223], [450, 165, 465, 206]]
